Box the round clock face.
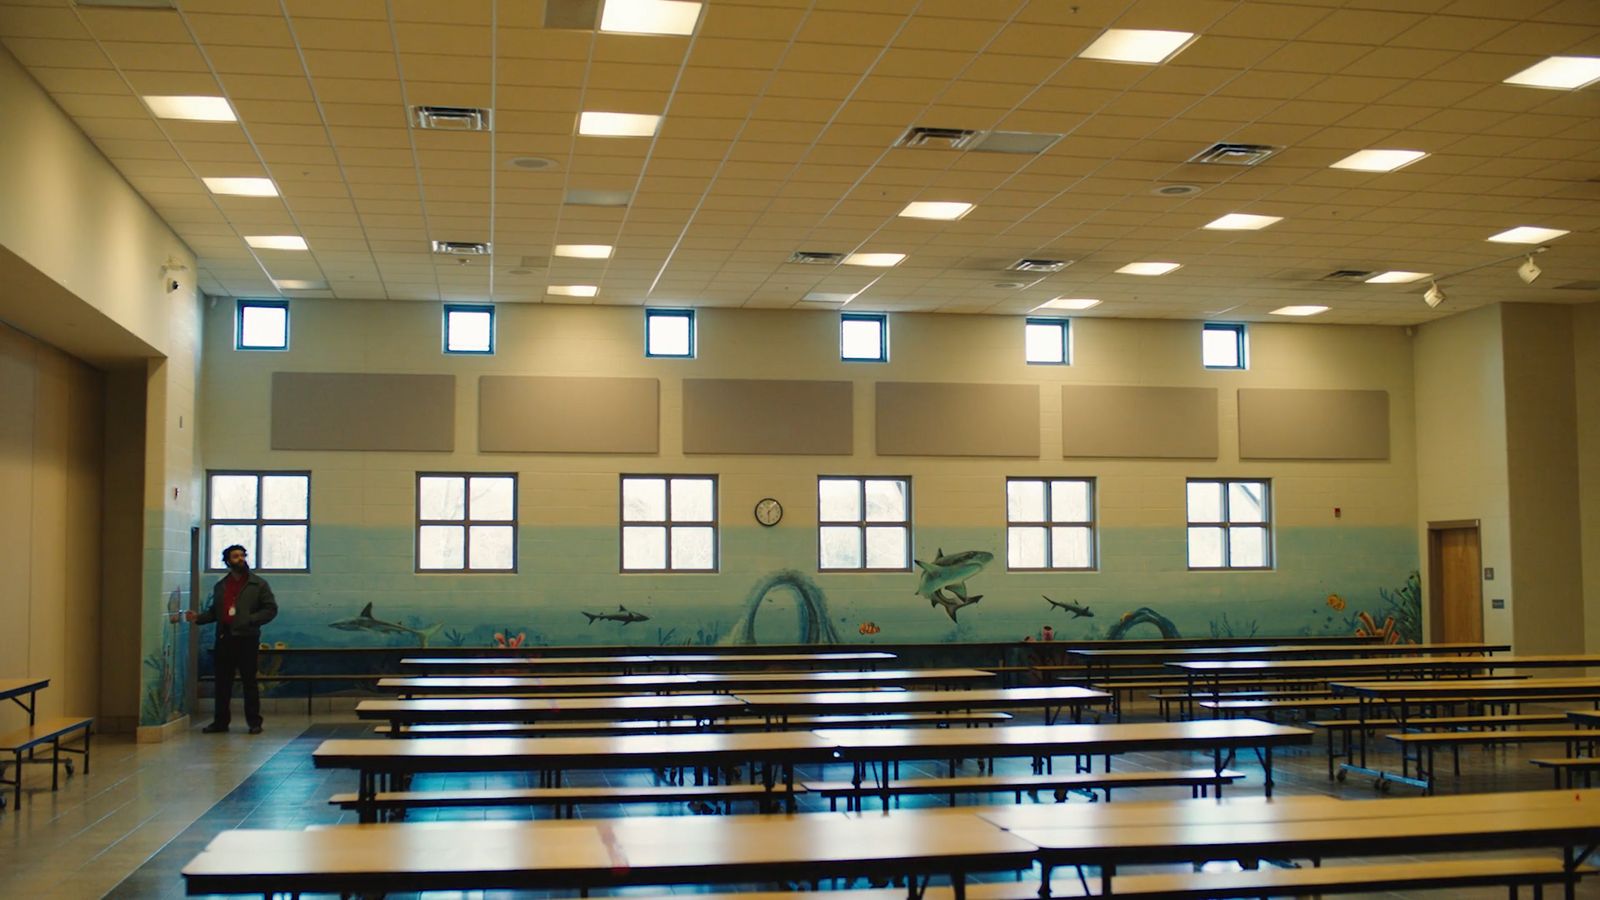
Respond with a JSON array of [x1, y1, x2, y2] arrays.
[[754, 497, 783, 527]]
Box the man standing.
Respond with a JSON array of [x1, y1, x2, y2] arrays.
[[185, 544, 278, 734]]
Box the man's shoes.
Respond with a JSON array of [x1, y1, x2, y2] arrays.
[[247, 725, 263, 735], [201, 723, 229, 733]]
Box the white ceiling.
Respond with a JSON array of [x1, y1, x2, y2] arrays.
[[1, 0, 1597, 325]]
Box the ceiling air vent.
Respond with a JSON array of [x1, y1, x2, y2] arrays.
[[788, 250, 844, 265], [1189, 142, 1281, 166], [896, 126, 981, 149], [1322, 269, 1373, 282], [1009, 258, 1071, 273], [411, 106, 492, 132], [544, 0, 599, 29], [432, 240, 491, 255]]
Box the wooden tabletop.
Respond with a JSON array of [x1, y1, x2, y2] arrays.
[[356, 693, 747, 723], [379, 668, 993, 695], [1330, 676, 1600, 698], [1071, 642, 1506, 661], [184, 812, 1038, 895], [735, 686, 1109, 713], [0, 677, 50, 699], [399, 652, 898, 669]]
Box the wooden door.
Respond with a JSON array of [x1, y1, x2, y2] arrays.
[[1428, 524, 1483, 643]]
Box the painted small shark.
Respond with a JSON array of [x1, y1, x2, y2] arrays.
[[327, 603, 444, 647], [1044, 595, 1094, 618], [913, 548, 994, 604], [583, 605, 650, 625], [929, 588, 982, 622]]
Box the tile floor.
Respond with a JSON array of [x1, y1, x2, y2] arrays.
[[1, 704, 1595, 899]]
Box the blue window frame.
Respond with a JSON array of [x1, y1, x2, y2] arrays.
[[444, 304, 495, 354], [841, 312, 888, 362], [1202, 323, 1246, 369], [236, 300, 289, 351], [1024, 318, 1070, 365], [645, 308, 695, 358]]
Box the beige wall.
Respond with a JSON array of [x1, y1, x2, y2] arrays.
[[1501, 304, 1585, 654], [1413, 304, 1511, 646], [0, 321, 105, 732], [1571, 304, 1600, 652]]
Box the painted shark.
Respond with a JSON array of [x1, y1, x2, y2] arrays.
[[913, 548, 994, 605], [1044, 595, 1094, 618], [327, 603, 443, 647], [583, 605, 650, 625], [928, 588, 982, 622]]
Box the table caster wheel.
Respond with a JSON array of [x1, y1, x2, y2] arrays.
[[1335, 769, 1347, 782]]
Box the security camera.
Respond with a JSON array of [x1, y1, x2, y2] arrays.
[[1518, 256, 1541, 284], [1423, 282, 1444, 308], [167, 278, 181, 293]]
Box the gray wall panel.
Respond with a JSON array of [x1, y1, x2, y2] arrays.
[[271, 372, 455, 451]]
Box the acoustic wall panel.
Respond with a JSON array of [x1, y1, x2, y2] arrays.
[[683, 378, 851, 455], [876, 382, 1040, 457], [480, 376, 659, 453], [1061, 385, 1218, 459], [1239, 388, 1390, 459], [271, 372, 455, 452]]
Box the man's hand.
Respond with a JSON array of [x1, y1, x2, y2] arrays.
[[184, 609, 198, 623]]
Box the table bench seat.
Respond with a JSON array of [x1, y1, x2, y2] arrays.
[[803, 768, 1245, 811], [1310, 711, 1572, 778], [1531, 757, 1600, 788], [0, 715, 92, 810], [375, 711, 1014, 738], [1151, 688, 1333, 720], [328, 782, 805, 819], [1387, 729, 1598, 794]]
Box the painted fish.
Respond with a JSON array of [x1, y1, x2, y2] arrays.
[[858, 622, 880, 635], [1326, 593, 1346, 612], [583, 605, 650, 625], [912, 548, 994, 604], [928, 588, 983, 622], [327, 603, 444, 647], [1044, 595, 1094, 618]]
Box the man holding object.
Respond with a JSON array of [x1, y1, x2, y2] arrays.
[[185, 544, 278, 734]]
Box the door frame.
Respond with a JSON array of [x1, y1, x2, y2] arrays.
[[1426, 519, 1482, 643]]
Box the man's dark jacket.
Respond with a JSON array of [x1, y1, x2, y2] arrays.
[[195, 572, 278, 639]]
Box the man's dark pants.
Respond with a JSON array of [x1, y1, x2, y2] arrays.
[[212, 634, 261, 729]]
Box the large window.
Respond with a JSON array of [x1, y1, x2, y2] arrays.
[[819, 476, 911, 570], [236, 300, 289, 350], [416, 473, 517, 571], [620, 475, 717, 572], [840, 313, 888, 362], [646, 308, 696, 358], [207, 471, 310, 571], [1202, 323, 1246, 369], [1187, 479, 1272, 569], [444, 304, 495, 354], [1006, 478, 1095, 570]]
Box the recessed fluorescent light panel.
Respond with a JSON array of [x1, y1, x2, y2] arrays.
[[578, 111, 661, 137], [1503, 56, 1600, 90], [1330, 149, 1428, 173], [1487, 226, 1569, 244], [1270, 305, 1328, 317], [1034, 298, 1101, 311], [899, 201, 974, 221], [1079, 29, 1195, 64], [554, 244, 614, 259], [272, 278, 328, 291], [202, 177, 278, 197], [842, 253, 905, 267], [245, 235, 308, 251], [1116, 261, 1181, 276], [548, 284, 599, 297], [142, 95, 236, 122], [802, 291, 856, 304], [1203, 213, 1282, 231], [600, 0, 702, 35], [1365, 271, 1431, 284]]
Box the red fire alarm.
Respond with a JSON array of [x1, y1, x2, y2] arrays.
[[1333, 507, 1342, 518]]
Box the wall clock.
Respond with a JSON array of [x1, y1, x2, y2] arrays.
[[754, 497, 783, 527]]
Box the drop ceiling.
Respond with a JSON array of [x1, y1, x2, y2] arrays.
[[0, 0, 1596, 325]]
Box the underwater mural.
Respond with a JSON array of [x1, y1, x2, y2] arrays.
[[144, 586, 187, 724], [1106, 607, 1183, 640], [724, 569, 841, 644], [583, 606, 650, 625], [913, 548, 993, 622], [1044, 596, 1093, 618], [327, 603, 443, 647]]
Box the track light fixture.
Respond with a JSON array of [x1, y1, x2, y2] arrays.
[[1423, 282, 1445, 308], [1518, 255, 1542, 284]]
